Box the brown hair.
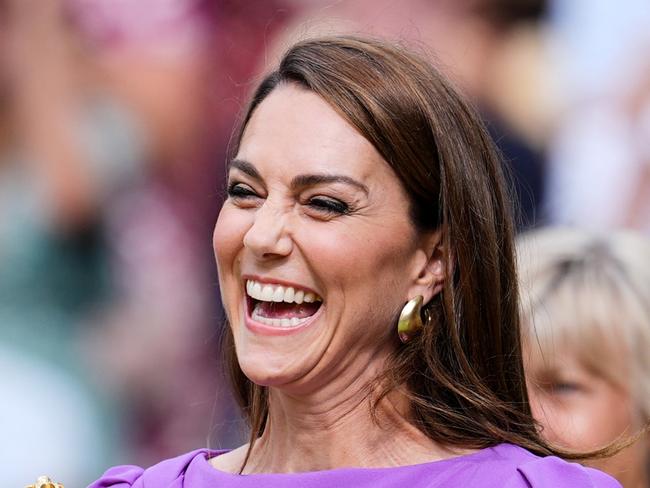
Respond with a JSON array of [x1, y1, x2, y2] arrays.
[[221, 35, 600, 466]]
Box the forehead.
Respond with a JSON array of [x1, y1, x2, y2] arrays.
[[523, 316, 630, 388], [236, 84, 388, 181]]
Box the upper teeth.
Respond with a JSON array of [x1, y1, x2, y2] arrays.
[[246, 280, 321, 304]]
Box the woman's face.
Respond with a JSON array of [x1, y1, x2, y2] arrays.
[[525, 345, 647, 486], [213, 84, 435, 395]]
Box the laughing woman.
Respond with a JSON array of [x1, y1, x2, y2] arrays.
[[89, 36, 619, 487]]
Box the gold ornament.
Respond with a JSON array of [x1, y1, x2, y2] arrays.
[[397, 295, 425, 343], [25, 475, 64, 488]]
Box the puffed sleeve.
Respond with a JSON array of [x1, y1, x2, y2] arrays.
[[86, 449, 214, 488], [511, 455, 621, 488], [87, 464, 145, 487]]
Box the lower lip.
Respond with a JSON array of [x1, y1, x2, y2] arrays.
[[243, 298, 324, 336]]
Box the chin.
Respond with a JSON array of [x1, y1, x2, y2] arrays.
[[236, 351, 307, 388]]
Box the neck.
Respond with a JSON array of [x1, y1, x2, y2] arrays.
[[616, 465, 648, 488], [239, 378, 465, 473]]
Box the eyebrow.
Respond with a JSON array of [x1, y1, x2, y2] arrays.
[[229, 158, 261, 180], [229, 158, 369, 195]]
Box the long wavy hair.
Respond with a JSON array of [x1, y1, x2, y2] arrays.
[[220, 35, 612, 468]]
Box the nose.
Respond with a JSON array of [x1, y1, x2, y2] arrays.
[[243, 200, 293, 259]]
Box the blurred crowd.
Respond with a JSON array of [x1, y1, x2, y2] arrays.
[[1, 0, 649, 486]]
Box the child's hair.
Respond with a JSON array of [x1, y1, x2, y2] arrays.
[[517, 227, 650, 418]]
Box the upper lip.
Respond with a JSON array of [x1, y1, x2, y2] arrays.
[[242, 274, 321, 297]]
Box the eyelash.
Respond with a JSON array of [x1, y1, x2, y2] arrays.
[[539, 380, 582, 396], [226, 182, 350, 216], [227, 182, 258, 199], [307, 196, 350, 215]]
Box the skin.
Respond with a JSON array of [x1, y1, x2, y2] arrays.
[[211, 84, 461, 473], [526, 345, 649, 488]]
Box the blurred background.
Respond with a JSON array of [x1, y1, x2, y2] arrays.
[[1, 0, 649, 485]]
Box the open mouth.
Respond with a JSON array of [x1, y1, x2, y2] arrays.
[[245, 279, 323, 328]]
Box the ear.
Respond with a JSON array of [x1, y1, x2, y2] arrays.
[[407, 229, 451, 305]]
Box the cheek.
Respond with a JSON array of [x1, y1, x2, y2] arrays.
[[582, 395, 645, 483], [213, 207, 247, 265], [213, 207, 250, 299], [589, 390, 637, 441], [298, 220, 415, 317], [528, 391, 570, 443], [532, 389, 636, 451], [532, 394, 592, 449]]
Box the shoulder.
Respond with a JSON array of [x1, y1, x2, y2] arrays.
[[208, 444, 250, 473], [491, 445, 621, 488], [87, 449, 217, 488]]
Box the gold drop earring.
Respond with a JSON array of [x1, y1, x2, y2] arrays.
[[397, 295, 425, 343]]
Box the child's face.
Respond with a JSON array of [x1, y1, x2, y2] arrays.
[[525, 345, 647, 487]]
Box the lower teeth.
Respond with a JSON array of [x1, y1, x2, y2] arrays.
[[251, 309, 310, 328]]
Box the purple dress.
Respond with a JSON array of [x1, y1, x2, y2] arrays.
[[88, 443, 620, 487]]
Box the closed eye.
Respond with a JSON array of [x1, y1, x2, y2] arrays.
[[537, 379, 584, 397], [227, 182, 260, 200], [549, 382, 581, 395], [307, 196, 350, 215]]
